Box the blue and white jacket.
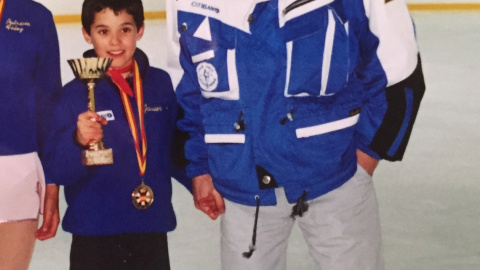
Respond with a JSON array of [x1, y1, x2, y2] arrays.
[[0, 0, 62, 157], [167, 0, 425, 206]]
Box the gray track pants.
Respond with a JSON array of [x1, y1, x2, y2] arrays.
[[220, 166, 384, 270]]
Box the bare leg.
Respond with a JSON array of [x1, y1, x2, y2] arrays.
[[0, 219, 38, 270]]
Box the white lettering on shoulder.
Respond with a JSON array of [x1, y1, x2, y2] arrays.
[[5, 18, 31, 33]]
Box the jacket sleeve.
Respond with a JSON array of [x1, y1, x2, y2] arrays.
[[167, 4, 211, 179], [35, 10, 62, 161], [170, 159, 193, 193], [355, 0, 425, 161], [170, 105, 193, 193], [42, 83, 91, 186]]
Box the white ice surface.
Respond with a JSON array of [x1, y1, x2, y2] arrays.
[[30, 11, 480, 270]]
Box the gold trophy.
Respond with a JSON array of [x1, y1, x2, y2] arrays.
[[68, 58, 114, 166]]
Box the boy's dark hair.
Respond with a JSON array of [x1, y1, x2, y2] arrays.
[[82, 0, 144, 35]]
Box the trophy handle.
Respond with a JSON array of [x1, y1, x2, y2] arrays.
[[83, 78, 113, 165], [85, 79, 103, 150], [87, 79, 96, 112]]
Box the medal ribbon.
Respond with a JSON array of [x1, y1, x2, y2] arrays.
[[108, 61, 147, 177], [0, 0, 5, 26]]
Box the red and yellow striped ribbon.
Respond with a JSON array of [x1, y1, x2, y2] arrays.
[[113, 61, 147, 177], [0, 0, 5, 26]]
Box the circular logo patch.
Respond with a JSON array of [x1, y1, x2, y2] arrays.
[[196, 62, 218, 92]]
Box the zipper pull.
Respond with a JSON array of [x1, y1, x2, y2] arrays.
[[280, 108, 294, 125]]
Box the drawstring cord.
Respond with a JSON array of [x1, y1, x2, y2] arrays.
[[291, 190, 309, 219], [242, 190, 308, 258], [234, 111, 246, 132], [243, 196, 260, 259]]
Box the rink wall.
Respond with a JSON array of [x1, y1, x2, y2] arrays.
[[33, 0, 480, 23]]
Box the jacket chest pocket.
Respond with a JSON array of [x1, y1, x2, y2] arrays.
[[281, 2, 350, 98], [178, 12, 240, 101]]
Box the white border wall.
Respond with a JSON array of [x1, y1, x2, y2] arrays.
[[35, 0, 165, 15], [34, 0, 480, 15]]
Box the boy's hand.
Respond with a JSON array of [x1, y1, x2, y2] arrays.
[[76, 111, 108, 146], [35, 184, 60, 241], [193, 174, 225, 220]]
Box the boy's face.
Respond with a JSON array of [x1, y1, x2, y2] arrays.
[[82, 8, 144, 69]]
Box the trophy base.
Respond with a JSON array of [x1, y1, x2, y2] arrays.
[[82, 149, 114, 166]]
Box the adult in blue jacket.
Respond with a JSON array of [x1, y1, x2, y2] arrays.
[[168, 0, 425, 269], [0, 0, 62, 269]]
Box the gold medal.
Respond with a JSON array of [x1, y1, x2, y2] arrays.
[[131, 182, 154, 210]]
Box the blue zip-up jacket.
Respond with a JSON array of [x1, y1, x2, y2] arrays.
[[43, 49, 191, 235], [168, 0, 425, 206], [0, 0, 62, 157]]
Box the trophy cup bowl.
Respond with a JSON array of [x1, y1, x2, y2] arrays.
[[67, 58, 114, 166]]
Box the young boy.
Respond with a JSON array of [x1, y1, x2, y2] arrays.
[[43, 0, 190, 269]]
